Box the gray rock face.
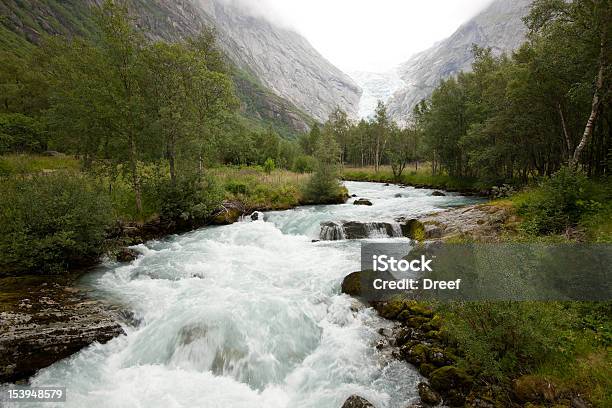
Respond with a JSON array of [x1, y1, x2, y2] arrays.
[[0, 276, 124, 383], [195, 0, 361, 122], [128, 0, 362, 124], [387, 0, 532, 123], [135, 0, 362, 123]]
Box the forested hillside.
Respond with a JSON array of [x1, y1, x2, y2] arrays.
[[0, 0, 315, 137]]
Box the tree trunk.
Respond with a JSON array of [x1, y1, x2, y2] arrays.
[[168, 136, 176, 186], [558, 102, 572, 159], [571, 25, 607, 168], [129, 133, 142, 214]]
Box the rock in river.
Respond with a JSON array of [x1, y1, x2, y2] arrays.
[[320, 221, 404, 240], [431, 191, 446, 196], [353, 198, 373, 206], [0, 275, 124, 383], [116, 247, 139, 263], [341, 395, 376, 408]]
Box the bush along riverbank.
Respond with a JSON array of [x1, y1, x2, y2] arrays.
[[341, 169, 612, 408], [0, 161, 348, 277]]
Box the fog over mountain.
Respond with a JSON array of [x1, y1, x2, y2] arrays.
[[196, 0, 362, 122]]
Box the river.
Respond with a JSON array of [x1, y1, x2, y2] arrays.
[[28, 181, 481, 408]]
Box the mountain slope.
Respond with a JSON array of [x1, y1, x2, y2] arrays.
[[194, 0, 361, 122], [387, 0, 532, 123], [1, 0, 358, 135]]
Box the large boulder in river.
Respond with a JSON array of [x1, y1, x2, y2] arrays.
[[211, 200, 245, 225], [431, 191, 446, 196], [353, 198, 373, 206], [0, 276, 124, 383], [341, 395, 376, 408], [320, 221, 402, 240], [341, 272, 362, 296], [341, 270, 396, 299], [343, 221, 399, 239]]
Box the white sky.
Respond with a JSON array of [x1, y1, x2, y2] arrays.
[[262, 0, 493, 72]]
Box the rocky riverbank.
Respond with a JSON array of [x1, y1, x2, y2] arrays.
[[339, 203, 597, 408], [0, 275, 125, 383], [396, 202, 518, 242]]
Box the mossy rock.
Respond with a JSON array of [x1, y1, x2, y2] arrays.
[[211, 208, 242, 225], [418, 382, 442, 405], [430, 366, 473, 392], [418, 362, 436, 377], [424, 330, 443, 341], [376, 298, 409, 320], [427, 346, 454, 367], [401, 219, 425, 240], [402, 343, 430, 366], [513, 375, 558, 403], [407, 302, 434, 317], [406, 316, 431, 328], [396, 332, 418, 349], [422, 315, 443, 331], [341, 271, 362, 296]]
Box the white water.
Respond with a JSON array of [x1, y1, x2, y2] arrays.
[[28, 182, 481, 408]]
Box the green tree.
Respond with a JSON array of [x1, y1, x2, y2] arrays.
[[304, 127, 343, 203], [263, 157, 275, 174], [373, 101, 390, 172], [388, 125, 417, 180]]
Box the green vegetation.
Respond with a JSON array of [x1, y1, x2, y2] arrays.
[[515, 168, 612, 237], [304, 127, 346, 204], [0, 0, 351, 276], [439, 300, 611, 406], [0, 173, 112, 275], [342, 164, 485, 192], [212, 166, 309, 210], [430, 170, 612, 406]]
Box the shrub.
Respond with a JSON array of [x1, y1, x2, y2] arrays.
[[441, 301, 573, 382], [0, 113, 46, 154], [293, 155, 316, 173], [518, 167, 592, 235], [154, 174, 223, 223], [303, 162, 344, 204], [263, 157, 275, 175], [0, 173, 112, 275], [224, 178, 250, 195]]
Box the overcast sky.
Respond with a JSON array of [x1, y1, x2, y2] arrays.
[[262, 0, 493, 73]]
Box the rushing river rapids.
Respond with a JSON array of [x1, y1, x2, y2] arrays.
[[28, 182, 481, 408]]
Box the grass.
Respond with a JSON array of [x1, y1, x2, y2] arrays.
[[0, 155, 323, 222], [210, 166, 311, 210], [342, 164, 488, 192], [0, 153, 81, 176]]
